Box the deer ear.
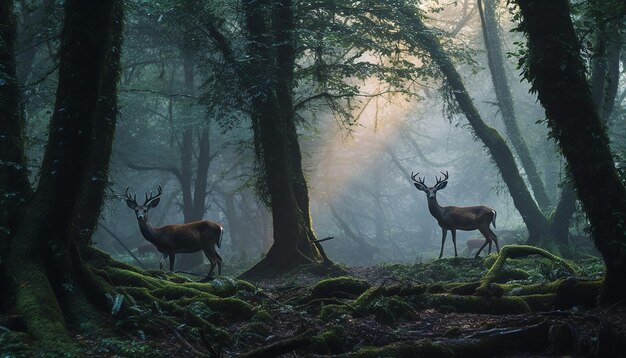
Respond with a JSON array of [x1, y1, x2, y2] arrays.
[[149, 197, 160, 208], [436, 181, 448, 190], [126, 199, 135, 209], [414, 183, 426, 191]]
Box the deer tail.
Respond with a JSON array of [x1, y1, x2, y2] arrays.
[[491, 210, 497, 229], [217, 226, 224, 248]]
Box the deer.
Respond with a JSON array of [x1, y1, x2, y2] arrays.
[[411, 171, 498, 259], [124, 186, 223, 276], [463, 237, 496, 257]]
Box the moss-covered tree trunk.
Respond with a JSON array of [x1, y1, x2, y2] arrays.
[[515, 0, 626, 303], [477, 0, 550, 211], [5, 0, 124, 347], [0, 0, 32, 256], [241, 0, 321, 277]]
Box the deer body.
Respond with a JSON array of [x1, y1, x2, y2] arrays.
[[125, 186, 223, 276], [412, 171, 498, 259]]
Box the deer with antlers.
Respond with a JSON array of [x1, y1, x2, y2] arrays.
[[124, 186, 223, 276], [411, 171, 498, 259]]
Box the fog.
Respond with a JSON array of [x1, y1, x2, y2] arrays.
[[71, 2, 572, 270]]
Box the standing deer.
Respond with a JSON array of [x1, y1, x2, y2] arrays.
[[124, 186, 223, 276], [411, 171, 498, 259]]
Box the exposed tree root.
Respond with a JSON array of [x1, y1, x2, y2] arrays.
[[477, 245, 576, 296]]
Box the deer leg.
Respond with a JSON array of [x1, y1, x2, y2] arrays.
[[203, 248, 217, 277], [490, 228, 500, 253], [451, 230, 458, 257], [159, 253, 168, 270], [475, 228, 491, 258], [439, 229, 448, 259], [169, 253, 175, 272], [215, 251, 223, 275]]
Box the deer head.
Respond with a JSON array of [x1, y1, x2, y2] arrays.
[[411, 170, 448, 200], [125, 185, 162, 222]]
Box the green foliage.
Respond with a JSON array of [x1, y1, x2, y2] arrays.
[[94, 336, 165, 358], [311, 276, 371, 298]]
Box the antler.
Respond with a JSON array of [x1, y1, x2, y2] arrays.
[[124, 187, 137, 205], [411, 171, 428, 189], [435, 171, 449, 188], [144, 185, 163, 206]]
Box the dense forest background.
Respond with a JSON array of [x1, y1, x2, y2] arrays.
[[1, 0, 625, 356]]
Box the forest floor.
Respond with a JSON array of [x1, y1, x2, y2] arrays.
[[2, 250, 625, 357]]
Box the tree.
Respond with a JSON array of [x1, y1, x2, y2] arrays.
[[514, 0, 626, 303], [199, 0, 469, 275], [0, 0, 31, 258], [477, 0, 578, 249], [2, 0, 124, 347]]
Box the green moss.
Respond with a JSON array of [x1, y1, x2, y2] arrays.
[[555, 278, 600, 309], [352, 340, 454, 358], [252, 310, 272, 321], [9, 258, 77, 351], [318, 304, 351, 321], [444, 282, 480, 295], [493, 268, 530, 283], [311, 327, 345, 354], [519, 294, 556, 311], [427, 284, 447, 294], [478, 245, 576, 296], [383, 284, 426, 296], [152, 285, 219, 301], [184, 277, 258, 297], [352, 287, 419, 323], [311, 276, 371, 298], [106, 267, 163, 290], [505, 280, 561, 296], [414, 294, 530, 314]]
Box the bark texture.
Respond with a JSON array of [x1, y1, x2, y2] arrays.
[[515, 0, 626, 303]]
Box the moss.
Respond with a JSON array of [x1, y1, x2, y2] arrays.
[[9, 258, 77, 351], [519, 294, 556, 311], [478, 245, 576, 296], [151, 285, 219, 302], [505, 280, 561, 296], [83, 246, 143, 273], [555, 278, 601, 309], [427, 284, 446, 294], [352, 340, 454, 358], [318, 304, 351, 321], [493, 268, 530, 283], [184, 277, 258, 297], [352, 287, 418, 323], [252, 310, 272, 321], [106, 267, 162, 290], [414, 294, 530, 314], [445, 282, 480, 295], [311, 327, 345, 354], [353, 286, 382, 309], [383, 284, 426, 296], [311, 276, 371, 298]]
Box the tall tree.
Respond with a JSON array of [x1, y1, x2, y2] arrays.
[[514, 0, 626, 303], [3, 0, 124, 347], [477, 0, 550, 210], [477, 0, 579, 249], [0, 0, 31, 257]]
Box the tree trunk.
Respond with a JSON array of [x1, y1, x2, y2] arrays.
[[477, 0, 551, 210], [240, 0, 321, 277], [515, 0, 626, 303], [5, 0, 124, 346], [0, 0, 32, 255]]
